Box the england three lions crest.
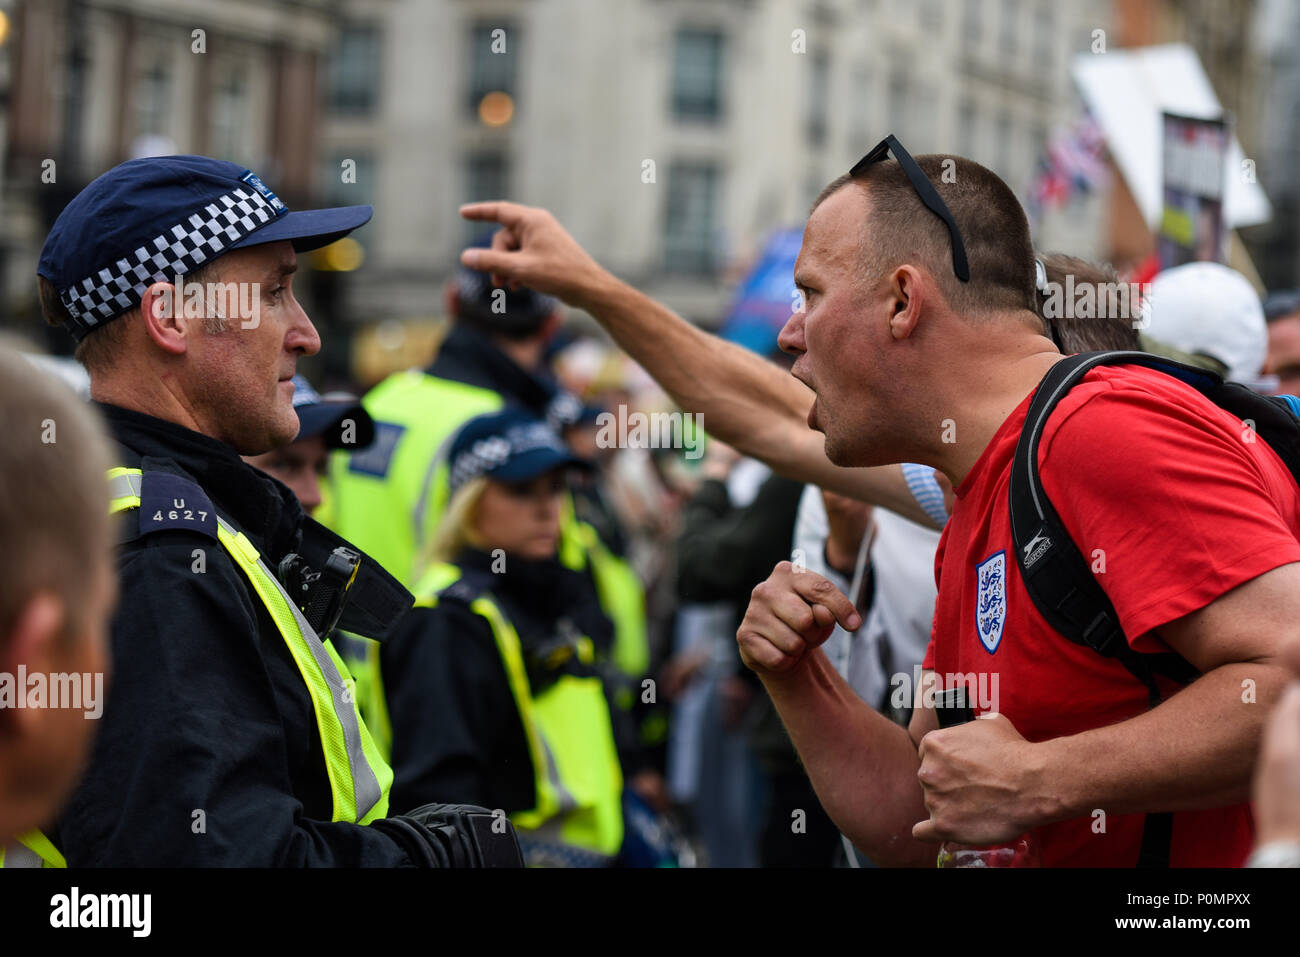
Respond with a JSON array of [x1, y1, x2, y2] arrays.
[[975, 551, 1006, 654]]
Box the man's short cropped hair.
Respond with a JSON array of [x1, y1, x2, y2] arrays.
[[815, 154, 1037, 318], [0, 347, 114, 643]]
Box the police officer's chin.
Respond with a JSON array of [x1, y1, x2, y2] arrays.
[[233, 413, 300, 458]]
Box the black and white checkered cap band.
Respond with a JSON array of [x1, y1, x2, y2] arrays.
[[59, 187, 281, 334], [447, 422, 566, 495]]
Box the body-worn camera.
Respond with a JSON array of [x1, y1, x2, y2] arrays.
[[277, 546, 361, 639]]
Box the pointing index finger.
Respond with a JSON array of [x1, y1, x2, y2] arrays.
[[459, 200, 527, 227]]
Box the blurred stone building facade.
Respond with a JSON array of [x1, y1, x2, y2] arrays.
[[322, 0, 1111, 326]]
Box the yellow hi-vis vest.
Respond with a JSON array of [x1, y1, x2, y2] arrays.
[[106, 468, 393, 825], [326, 370, 503, 589], [327, 369, 649, 733], [558, 497, 649, 679], [410, 562, 624, 859]]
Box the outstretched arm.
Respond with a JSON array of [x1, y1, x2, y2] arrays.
[[459, 201, 941, 529]]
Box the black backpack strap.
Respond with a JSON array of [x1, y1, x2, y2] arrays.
[[1009, 351, 1201, 687], [1009, 351, 1210, 869]]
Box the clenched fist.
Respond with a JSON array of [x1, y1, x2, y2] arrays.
[[736, 561, 861, 676]]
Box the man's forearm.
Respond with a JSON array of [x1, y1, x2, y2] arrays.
[[1036, 663, 1288, 823], [760, 648, 935, 866], [581, 273, 811, 441], [579, 275, 940, 527]]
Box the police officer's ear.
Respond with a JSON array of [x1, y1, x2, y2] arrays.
[[0, 592, 64, 738], [138, 281, 189, 356]]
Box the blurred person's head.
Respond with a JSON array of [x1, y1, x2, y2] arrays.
[[37, 155, 372, 455], [430, 411, 591, 563], [1264, 290, 1300, 395], [780, 149, 1046, 467], [0, 349, 116, 843], [1145, 262, 1267, 385], [564, 405, 612, 467], [446, 241, 565, 370], [1033, 253, 1142, 352], [242, 374, 374, 513]]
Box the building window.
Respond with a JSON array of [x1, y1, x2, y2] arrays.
[[1033, 4, 1055, 70], [672, 28, 724, 121], [963, 0, 983, 47], [133, 54, 172, 138], [850, 65, 872, 146], [806, 50, 830, 146], [329, 23, 382, 114], [464, 152, 509, 241], [210, 65, 249, 162], [321, 152, 376, 208], [999, 0, 1019, 59], [920, 0, 944, 31], [663, 162, 720, 275], [995, 110, 1013, 176], [887, 66, 909, 142], [468, 23, 518, 118], [957, 97, 976, 158]]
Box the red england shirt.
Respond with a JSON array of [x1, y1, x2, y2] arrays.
[[922, 362, 1300, 866]]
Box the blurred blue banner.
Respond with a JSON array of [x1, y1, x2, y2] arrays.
[[719, 227, 803, 356]]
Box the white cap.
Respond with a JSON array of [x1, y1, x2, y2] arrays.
[[1147, 262, 1267, 383]]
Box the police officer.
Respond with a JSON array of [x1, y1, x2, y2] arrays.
[[379, 411, 628, 866], [33, 155, 520, 867]]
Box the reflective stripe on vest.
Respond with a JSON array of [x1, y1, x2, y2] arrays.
[[0, 830, 66, 868], [335, 631, 390, 763], [413, 563, 624, 857], [106, 468, 391, 825]]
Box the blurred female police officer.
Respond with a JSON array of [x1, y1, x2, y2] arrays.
[[378, 411, 629, 866]]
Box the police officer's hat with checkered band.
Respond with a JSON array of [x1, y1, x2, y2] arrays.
[[446, 410, 591, 497], [38, 155, 372, 342]]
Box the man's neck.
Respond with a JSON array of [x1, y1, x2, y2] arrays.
[[90, 368, 207, 439], [494, 335, 543, 372], [929, 338, 1062, 489]]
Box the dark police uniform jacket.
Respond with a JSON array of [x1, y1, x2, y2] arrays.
[[53, 404, 414, 865]]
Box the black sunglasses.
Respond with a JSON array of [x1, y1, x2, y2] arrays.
[[849, 134, 970, 283]]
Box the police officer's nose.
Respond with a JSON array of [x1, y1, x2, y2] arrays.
[[288, 297, 322, 357]]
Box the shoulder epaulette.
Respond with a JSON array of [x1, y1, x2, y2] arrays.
[[120, 471, 219, 544], [438, 576, 488, 606]]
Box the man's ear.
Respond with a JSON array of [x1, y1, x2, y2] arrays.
[[138, 281, 189, 356], [0, 593, 64, 738], [888, 265, 925, 341]]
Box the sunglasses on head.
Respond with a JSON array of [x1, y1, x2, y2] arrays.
[[849, 134, 970, 283]]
